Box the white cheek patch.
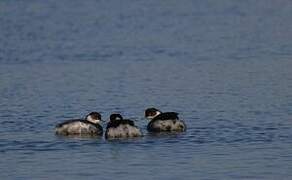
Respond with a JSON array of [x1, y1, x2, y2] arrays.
[[146, 111, 161, 120], [87, 116, 100, 124], [155, 111, 161, 116]]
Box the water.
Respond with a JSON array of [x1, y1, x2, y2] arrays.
[[1, 0, 292, 179]]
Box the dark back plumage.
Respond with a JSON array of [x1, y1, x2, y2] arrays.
[[152, 112, 179, 121], [106, 118, 135, 128], [147, 111, 186, 132]]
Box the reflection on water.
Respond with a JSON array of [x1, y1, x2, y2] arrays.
[[1, 0, 292, 179]]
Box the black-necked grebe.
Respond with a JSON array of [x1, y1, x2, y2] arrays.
[[145, 108, 186, 132], [105, 114, 142, 139], [55, 112, 103, 136]]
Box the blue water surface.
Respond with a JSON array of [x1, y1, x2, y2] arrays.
[[1, 1, 292, 179]]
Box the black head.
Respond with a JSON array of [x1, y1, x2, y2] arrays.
[[109, 113, 123, 122], [145, 108, 162, 119], [87, 112, 101, 120], [85, 112, 102, 124]]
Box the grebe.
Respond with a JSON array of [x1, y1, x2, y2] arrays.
[[105, 113, 142, 139], [55, 112, 103, 136], [145, 108, 186, 132]]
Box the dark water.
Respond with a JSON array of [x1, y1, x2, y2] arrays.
[[1, 1, 292, 179]]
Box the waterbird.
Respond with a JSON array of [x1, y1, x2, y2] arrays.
[[55, 112, 103, 136], [145, 108, 186, 132], [105, 113, 142, 139]]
